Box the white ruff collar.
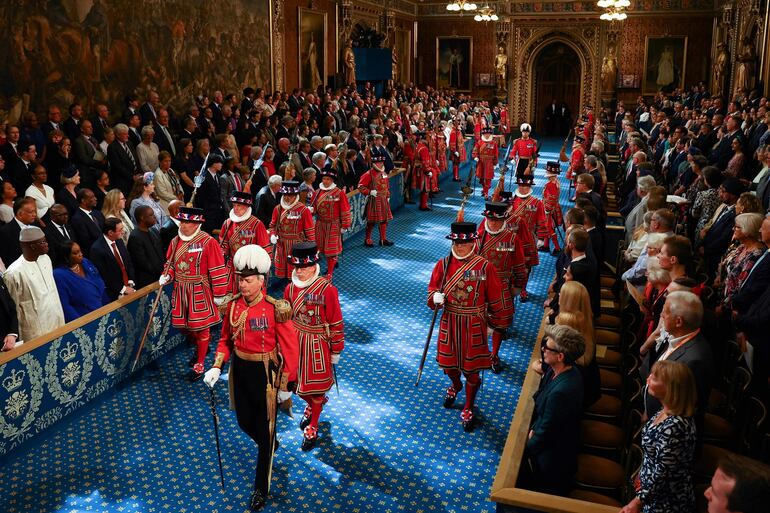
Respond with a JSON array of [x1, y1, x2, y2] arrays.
[[171, 218, 181, 227], [229, 207, 253, 223], [485, 222, 505, 235], [451, 247, 474, 260], [178, 226, 201, 241], [481, 135, 493, 142], [281, 197, 299, 210], [319, 182, 337, 191], [515, 189, 532, 198], [291, 265, 320, 288]]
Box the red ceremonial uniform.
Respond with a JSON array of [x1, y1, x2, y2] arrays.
[[166, 230, 229, 330], [511, 137, 538, 165], [358, 168, 393, 222], [476, 223, 526, 327], [269, 201, 316, 279], [413, 142, 439, 192], [219, 215, 271, 294], [427, 254, 506, 373], [449, 128, 466, 179], [500, 109, 509, 135], [543, 179, 564, 250], [567, 145, 585, 180], [472, 139, 499, 197], [285, 276, 344, 395], [510, 193, 547, 267], [312, 185, 352, 257], [435, 132, 448, 174]]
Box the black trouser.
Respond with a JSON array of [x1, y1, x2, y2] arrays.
[[232, 355, 272, 494]]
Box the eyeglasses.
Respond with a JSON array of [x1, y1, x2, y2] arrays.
[[541, 345, 562, 354]]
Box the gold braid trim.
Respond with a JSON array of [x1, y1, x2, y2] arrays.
[[266, 295, 293, 322], [229, 296, 250, 342]]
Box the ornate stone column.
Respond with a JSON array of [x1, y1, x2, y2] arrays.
[[272, 0, 286, 91], [495, 17, 511, 101]]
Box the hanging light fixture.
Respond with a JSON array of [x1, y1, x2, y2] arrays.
[[473, 3, 499, 21], [597, 0, 629, 21], [447, 1, 478, 11]]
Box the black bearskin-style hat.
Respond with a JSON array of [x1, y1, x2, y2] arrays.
[[176, 206, 205, 223], [482, 201, 510, 219], [499, 190, 513, 203], [517, 175, 535, 186], [289, 241, 321, 267], [447, 221, 479, 241], [545, 161, 561, 176], [481, 126, 494, 135], [280, 180, 301, 195], [320, 165, 337, 178], [230, 190, 253, 206]]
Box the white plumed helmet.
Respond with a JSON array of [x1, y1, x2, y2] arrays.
[[233, 244, 272, 276], [520, 123, 532, 132]]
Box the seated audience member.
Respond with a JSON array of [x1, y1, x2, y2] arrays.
[[70, 188, 105, 258], [102, 188, 134, 246], [699, 178, 744, 281], [704, 451, 770, 513], [3, 226, 65, 342], [621, 360, 697, 513], [90, 217, 136, 301], [128, 172, 166, 231], [639, 291, 714, 424], [718, 213, 765, 309], [691, 166, 723, 245], [55, 165, 81, 215], [127, 205, 165, 288], [159, 199, 182, 253], [43, 203, 78, 265], [53, 241, 109, 322], [24, 165, 55, 220], [0, 197, 41, 266], [556, 281, 600, 407], [525, 324, 585, 496], [0, 273, 19, 351]]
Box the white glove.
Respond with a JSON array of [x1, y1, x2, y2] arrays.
[[454, 152, 460, 157], [370, 190, 378, 197], [537, 239, 545, 249], [331, 353, 341, 365], [159, 274, 171, 286], [487, 327, 494, 337], [277, 390, 293, 403], [308, 206, 314, 213], [214, 297, 225, 306], [436, 160, 440, 166], [474, 157, 479, 162], [270, 234, 279, 244], [203, 368, 221, 388], [341, 228, 348, 234], [427, 172, 433, 177], [433, 292, 445, 305]]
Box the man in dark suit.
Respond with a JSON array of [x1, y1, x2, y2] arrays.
[[139, 91, 160, 127], [240, 87, 256, 116], [40, 105, 63, 139], [72, 120, 108, 188], [0, 197, 39, 266], [159, 199, 182, 253], [709, 116, 746, 170], [69, 189, 105, 259], [7, 142, 36, 193], [194, 154, 227, 234], [287, 89, 304, 115], [90, 217, 136, 301], [122, 94, 140, 124], [254, 176, 281, 228], [62, 103, 84, 141], [276, 116, 294, 142], [575, 173, 606, 230], [639, 291, 714, 424], [699, 178, 742, 281], [566, 228, 600, 317], [90, 104, 111, 143], [153, 108, 176, 157], [107, 124, 141, 197], [43, 204, 78, 265], [127, 114, 142, 147], [127, 205, 165, 288], [0, 273, 19, 351]]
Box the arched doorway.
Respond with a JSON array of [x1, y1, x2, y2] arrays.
[[533, 42, 581, 137]]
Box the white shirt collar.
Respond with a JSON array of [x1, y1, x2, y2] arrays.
[[571, 254, 586, 262]]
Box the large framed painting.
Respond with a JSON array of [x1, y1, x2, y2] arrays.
[[643, 36, 687, 94], [436, 36, 473, 92], [298, 7, 327, 91]]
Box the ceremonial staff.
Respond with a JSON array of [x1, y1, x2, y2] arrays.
[[187, 152, 210, 207], [415, 194, 469, 386], [247, 143, 270, 185], [559, 127, 574, 163], [209, 387, 226, 491]]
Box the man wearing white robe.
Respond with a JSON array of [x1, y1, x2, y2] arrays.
[[4, 227, 65, 342]]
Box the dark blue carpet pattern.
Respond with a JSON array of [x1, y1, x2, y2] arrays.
[[0, 139, 571, 513]]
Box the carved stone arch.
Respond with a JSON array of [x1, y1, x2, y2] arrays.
[[510, 24, 601, 126]]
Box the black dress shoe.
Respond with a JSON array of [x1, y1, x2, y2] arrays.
[[538, 246, 549, 253], [443, 385, 460, 408], [551, 248, 561, 256], [187, 369, 204, 382], [301, 434, 317, 451], [364, 240, 374, 247], [418, 206, 432, 211], [452, 178, 461, 182], [379, 239, 394, 246], [299, 415, 311, 431], [250, 489, 266, 511], [405, 199, 416, 204], [461, 410, 476, 432], [491, 357, 503, 374]]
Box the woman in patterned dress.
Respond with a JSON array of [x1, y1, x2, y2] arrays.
[[620, 360, 697, 513], [719, 213, 766, 310]]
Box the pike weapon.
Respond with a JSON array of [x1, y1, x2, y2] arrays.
[[415, 251, 453, 387], [559, 127, 574, 163], [131, 238, 179, 373], [247, 143, 271, 184], [461, 156, 477, 197], [209, 387, 226, 491], [187, 152, 209, 207], [333, 364, 340, 396]]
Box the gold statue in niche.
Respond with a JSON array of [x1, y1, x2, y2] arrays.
[[495, 46, 508, 91], [601, 42, 618, 92]]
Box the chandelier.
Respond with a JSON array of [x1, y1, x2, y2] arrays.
[[446, 1, 478, 11], [597, 0, 629, 20], [473, 3, 499, 21]]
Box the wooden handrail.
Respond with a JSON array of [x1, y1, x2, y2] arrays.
[[489, 312, 618, 513]]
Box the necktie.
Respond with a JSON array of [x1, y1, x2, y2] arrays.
[[111, 242, 129, 286], [60, 225, 69, 239], [89, 211, 99, 227], [163, 127, 176, 155], [233, 173, 242, 192], [123, 143, 136, 168]]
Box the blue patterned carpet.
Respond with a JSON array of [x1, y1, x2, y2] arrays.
[[0, 139, 570, 513]]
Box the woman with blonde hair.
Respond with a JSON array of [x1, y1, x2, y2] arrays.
[[101, 189, 134, 245], [556, 281, 600, 407], [620, 360, 697, 513]]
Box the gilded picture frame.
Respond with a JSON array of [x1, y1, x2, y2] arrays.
[[642, 35, 688, 95], [436, 36, 473, 92], [298, 7, 327, 90]]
